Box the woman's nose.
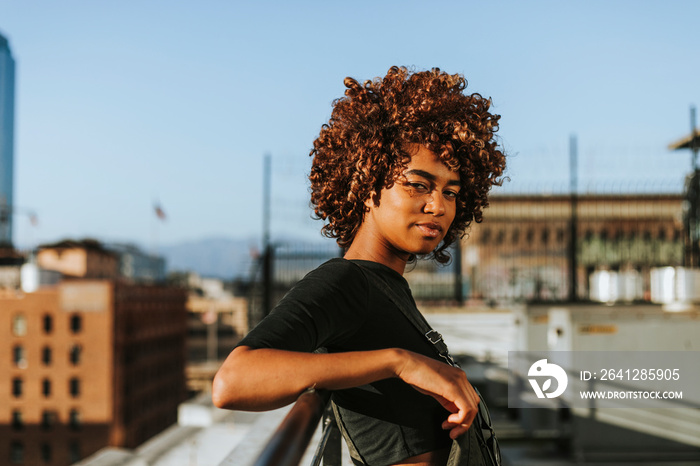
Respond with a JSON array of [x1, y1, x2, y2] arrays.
[[424, 191, 446, 216]]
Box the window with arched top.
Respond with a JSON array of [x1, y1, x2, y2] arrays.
[[69, 378, 80, 398], [480, 228, 491, 245], [556, 228, 565, 244], [42, 346, 52, 366], [43, 314, 53, 334], [12, 378, 23, 397], [495, 230, 505, 245], [526, 228, 535, 245], [41, 410, 57, 430], [42, 378, 52, 398], [11, 314, 27, 337], [13, 345, 26, 368], [69, 409, 81, 430], [69, 344, 82, 366], [11, 410, 23, 431], [70, 314, 82, 333]]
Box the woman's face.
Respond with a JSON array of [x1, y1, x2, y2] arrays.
[[362, 146, 460, 258]]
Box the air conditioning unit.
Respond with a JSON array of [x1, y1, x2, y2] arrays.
[[650, 266, 700, 305], [589, 270, 642, 303]]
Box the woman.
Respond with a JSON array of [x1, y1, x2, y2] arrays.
[[213, 66, 506, 466]]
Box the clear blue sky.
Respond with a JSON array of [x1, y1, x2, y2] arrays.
[[0, 1, 697, 249]]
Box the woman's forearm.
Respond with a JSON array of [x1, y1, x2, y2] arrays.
[[212, 345, 405, 411]]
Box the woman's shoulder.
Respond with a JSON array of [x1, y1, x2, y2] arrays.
[[305, 257, 369, 286]]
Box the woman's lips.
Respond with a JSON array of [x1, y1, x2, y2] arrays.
[[415, 223, 443, 238]]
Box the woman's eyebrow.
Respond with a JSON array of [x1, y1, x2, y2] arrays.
[[405, 169, 461, 187]]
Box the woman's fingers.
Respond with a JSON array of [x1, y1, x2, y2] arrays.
[[449, 424, 472, 439], [397, 350, 480, 437]]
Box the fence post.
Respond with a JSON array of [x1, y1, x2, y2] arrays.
[[322, 413, 342, 466]]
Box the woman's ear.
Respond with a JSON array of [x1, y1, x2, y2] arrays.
[[365, 190, 383, 210], [364, 191, 378, 210]]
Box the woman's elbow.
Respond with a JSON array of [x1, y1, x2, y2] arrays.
[[211, 347, 248, 409], [212, 371, 237, 409]]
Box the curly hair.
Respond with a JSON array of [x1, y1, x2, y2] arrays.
[[309, 66, 506, 263]]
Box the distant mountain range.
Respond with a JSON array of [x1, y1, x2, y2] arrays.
[[159, 236, 261, 279]]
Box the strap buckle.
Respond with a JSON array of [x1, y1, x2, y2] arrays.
[[425, 329, 443, 344]]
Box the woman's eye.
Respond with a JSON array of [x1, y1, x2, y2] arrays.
[[444, 191, 458, 199], [409, 182, 428, 192]]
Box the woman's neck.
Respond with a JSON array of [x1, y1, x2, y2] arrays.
[[344, 235, 408, 276]]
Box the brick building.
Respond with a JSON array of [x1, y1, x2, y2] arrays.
[[0, 243, 187, 465]]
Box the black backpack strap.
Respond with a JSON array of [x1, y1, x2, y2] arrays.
[[356, 263, 458, 367]]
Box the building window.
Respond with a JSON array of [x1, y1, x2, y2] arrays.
[[541, 228, 550, 245], [10, 441, 23, 464], [11, 410, 23, 430], [526, 228, 535, 245], [12, 377, 23, 397], [495, 230, 505, 245], [13, 345, 27, 368], [40, 443, 52, 463], [674, 228, 682, 241], [41, 410, 57, 430], [42, 346, 52, 366], [42, 378, 51, 397], [69, 409, 81, 430], [69, 377, 80, 398], [556, 228, 565, 244], [69, 344, 82, 365], [70, 314, 82, 333], [43, 314, 53, 334], [658, 227, 667, 241], [480, 228, 491, 245], [511, 228, 520, 245], [69, 442, 81, 463], [12, 314, 27, 336]]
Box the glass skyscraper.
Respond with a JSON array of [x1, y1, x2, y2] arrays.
[[0, 32, 15, 246]]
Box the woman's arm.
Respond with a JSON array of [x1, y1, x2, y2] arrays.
[[212, 345, 479, 439]]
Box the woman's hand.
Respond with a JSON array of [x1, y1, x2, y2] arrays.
[[393, 349, 480, 439]]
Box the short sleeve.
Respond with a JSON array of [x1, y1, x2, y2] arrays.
[[238, 258, 370, 352]]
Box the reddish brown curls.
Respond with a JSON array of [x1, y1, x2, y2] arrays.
[[309, 66, 506, 263]]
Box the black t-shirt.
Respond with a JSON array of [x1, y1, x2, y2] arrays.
[[238, 258, 452, 465]]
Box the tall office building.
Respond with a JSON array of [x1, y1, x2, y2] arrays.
[[0, 31, 15, 247]]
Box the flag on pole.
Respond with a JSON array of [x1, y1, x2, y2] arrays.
[[154, 203, 167, 221]]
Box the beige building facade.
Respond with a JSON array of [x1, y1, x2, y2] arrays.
[[463, 193, 684, 303]]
